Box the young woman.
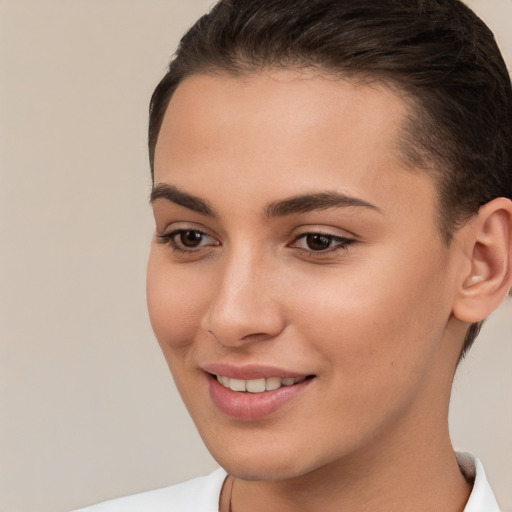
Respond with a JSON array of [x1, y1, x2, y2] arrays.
[[75, 0, 512, 510]]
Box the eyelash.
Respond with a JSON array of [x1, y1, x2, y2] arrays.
[[290, 232, 355, 256], [156, 229, 355, 256], [156, 229, 218, 254]]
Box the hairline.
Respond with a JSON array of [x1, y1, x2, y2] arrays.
[[150, 64, 457, 244]]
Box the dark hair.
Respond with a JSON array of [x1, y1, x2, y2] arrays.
[[148, 0, 512, 356]]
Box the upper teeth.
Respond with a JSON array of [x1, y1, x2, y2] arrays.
[[216, 375, 305, 393]]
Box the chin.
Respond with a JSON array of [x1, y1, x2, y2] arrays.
[[219, 457, 310, 482], [203, 434, 332, 482]]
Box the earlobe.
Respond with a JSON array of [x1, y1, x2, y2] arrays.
[[453, 197, 512, 323]]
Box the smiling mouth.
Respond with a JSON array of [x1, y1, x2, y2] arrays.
[[212, 374, 314, 393]]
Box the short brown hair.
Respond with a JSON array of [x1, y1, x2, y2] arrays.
[[148, 0, 512, 356]]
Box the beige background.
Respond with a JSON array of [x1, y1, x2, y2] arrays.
[[0, 1, 510, 511]]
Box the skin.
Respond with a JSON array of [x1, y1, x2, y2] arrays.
[[147, 70, 475, 511]]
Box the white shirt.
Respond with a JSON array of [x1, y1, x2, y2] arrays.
[[72, 453, 501, 512]]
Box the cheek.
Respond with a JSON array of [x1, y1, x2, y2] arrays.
[[288, 272, 448, 442], [291, 248, 450, 376], [146, 251, 210, 352]]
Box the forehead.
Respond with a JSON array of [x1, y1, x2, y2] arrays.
[[156, 69, 410, 167], [154, 69, 436, 224]]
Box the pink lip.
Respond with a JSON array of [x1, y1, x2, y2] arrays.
[[204, 368, 314, 420], [203, 363, 308, 380]]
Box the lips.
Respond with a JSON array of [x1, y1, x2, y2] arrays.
[[202, 363, 308, 381], [203, 365, 314, 420]]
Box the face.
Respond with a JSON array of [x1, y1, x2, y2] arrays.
[[147, 70, 465, 481]]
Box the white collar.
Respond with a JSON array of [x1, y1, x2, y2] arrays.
[[457, 452, 501, 512]]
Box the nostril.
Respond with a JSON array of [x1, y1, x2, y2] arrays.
[[203, 293, 286, 346], [206, 328, 280, 347], [240, 332, 276, 342]]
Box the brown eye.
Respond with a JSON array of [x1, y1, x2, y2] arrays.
[[179, 230, 205, 248], [157, 228, 219, 254], [305, 233, 334, 251], [289, 231, 354, 255]]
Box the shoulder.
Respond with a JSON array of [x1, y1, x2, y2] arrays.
[[71, 468, 227, 512]]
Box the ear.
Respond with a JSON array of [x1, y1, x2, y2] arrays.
[[453, 197, 512, 323]]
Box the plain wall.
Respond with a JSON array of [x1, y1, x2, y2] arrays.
[[0, 1, 510, 511]]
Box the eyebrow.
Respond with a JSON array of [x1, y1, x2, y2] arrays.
[[150, 183, 217, 216], [150, 183, 380, 218], [265, 192, 380, 217]]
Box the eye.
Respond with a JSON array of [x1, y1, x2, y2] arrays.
[[157, 229, 219, 253], [176, 230, 208, 248], [291, 232, 354, 253]]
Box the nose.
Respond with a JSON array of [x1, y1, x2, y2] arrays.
[[201, 247, 286, 347]]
